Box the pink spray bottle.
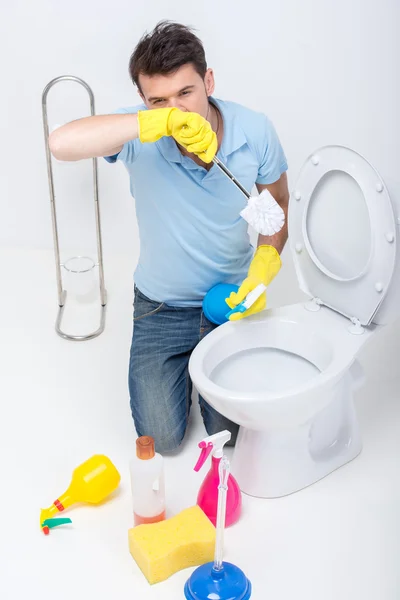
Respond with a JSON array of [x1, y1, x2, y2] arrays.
[[194, 430, 242, 527]]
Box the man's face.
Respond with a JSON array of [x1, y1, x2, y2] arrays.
[[138, 63, 215, 119]]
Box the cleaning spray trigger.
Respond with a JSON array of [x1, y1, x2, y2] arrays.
[[194, 442, 214, 472], [193, 431, 232, 472]]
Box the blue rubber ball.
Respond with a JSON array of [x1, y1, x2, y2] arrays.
[[202, 283, 239, 326]]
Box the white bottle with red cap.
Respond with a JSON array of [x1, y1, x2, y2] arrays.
[[129, 435, 166, 526]]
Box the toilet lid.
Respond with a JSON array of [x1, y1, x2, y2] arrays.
[[289, 145, 397, 325]]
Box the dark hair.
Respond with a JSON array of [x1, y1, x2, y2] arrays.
[[129, 20, 207, 92]]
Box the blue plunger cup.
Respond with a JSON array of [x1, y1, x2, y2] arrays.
[[202, 283, 239, 326], [184, 456, 252, 599]]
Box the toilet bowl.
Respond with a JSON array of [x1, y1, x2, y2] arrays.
[[189, 145, 399, 498]]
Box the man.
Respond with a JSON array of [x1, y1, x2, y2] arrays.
[[49, 20, 289, 453]]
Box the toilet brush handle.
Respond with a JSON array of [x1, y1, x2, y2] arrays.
[[212, 157, 251, 200]]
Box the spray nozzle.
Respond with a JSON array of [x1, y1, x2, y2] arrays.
[[193, 430, 231, 472], [41, 518, 72, 535]]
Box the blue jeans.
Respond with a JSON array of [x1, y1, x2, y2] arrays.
[[129, 286, 239, 453]]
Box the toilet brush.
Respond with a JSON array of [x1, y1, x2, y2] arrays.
[[184, 455, 252, 599], [212, 156, 285, 236]]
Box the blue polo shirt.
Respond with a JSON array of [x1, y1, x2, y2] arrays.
[[105, 97, 287, 307]]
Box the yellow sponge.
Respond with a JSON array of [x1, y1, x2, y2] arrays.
[[128, 505, 216, 584]]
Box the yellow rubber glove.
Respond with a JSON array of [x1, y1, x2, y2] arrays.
[[137, 107, 217, 163], [225, 245, 282, 321]]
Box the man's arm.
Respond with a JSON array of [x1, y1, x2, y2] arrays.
[[49, 108, 219, 164], [256, 172, 289, 254], [48, 114, 140, 162]]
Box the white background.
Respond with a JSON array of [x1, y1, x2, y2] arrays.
[[1, 1, 399, 599], [1, 0, 399, 257]]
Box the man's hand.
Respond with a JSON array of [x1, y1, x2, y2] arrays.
[[225, 245, 281, 321], [137, 107, 217, 163]]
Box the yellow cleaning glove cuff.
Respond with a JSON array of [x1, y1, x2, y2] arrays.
[[247, 245, 282, 287], [137, 107, 176, 143], [225, 245, 282, 320]]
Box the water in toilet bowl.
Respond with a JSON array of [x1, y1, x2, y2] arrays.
[[210, 347, 320, 394]]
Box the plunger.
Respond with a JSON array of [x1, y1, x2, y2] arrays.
[[184, 455, 252, 599]]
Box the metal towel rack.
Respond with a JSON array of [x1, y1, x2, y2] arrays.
[[42, 75, 107, 341]]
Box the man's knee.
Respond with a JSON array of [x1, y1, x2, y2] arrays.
[[153, 430, 186, 454], [135, 420, 186, 454], [130, 396, 188, 453]]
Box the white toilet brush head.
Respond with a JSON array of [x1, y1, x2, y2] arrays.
[[240, 188, 285, 236]]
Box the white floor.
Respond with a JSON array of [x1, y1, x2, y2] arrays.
[[1, 247, 399, 600]]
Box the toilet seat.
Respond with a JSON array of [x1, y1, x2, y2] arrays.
[[290, 145, 397, 325], [190, 303, 372, 429]]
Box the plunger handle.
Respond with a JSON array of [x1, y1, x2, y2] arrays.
[[213, 455, 230, 571]]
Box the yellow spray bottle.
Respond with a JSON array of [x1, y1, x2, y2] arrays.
[[40, 454, 121, 534]]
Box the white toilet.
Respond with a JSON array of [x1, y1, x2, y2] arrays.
[[189, 145, 399, 498]]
